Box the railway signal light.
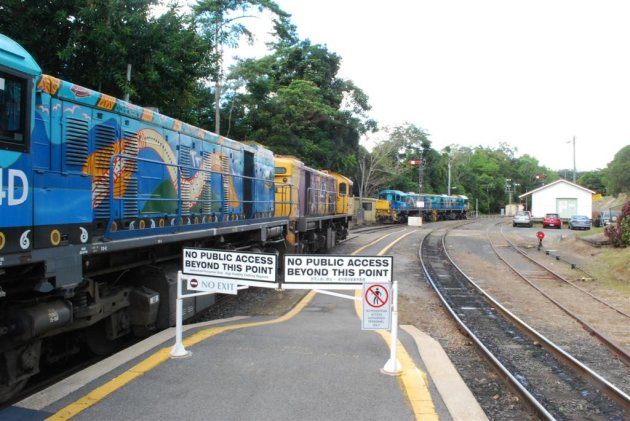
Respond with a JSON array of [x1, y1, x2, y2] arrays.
[[537, 231, 545, 250], [408, 159, 422, 165]]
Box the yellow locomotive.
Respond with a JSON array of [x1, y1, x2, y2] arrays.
[[274, 156, 353, 252]]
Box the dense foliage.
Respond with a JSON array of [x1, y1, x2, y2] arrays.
[[605, 201, 630, 247], [357, 127, 557, 213], [193, 0, 288, 132], [223, 39, 375, 174], [578, 170, 607, 195], [604, 146, 630, 197], [0, 0, 213, 120]]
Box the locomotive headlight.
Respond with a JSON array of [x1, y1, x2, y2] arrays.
[[282, 177, 287, 183]]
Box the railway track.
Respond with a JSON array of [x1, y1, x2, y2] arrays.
[[488, 223, 630, 366], [420, 224, 630, 420]]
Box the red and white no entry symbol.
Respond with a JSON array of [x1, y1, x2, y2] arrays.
[[189, 278, 198, 288], [365, 284, 389, 308]]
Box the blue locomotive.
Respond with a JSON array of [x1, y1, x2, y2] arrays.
[[376, 189, 468, 223], [0, 34, 351, 400]]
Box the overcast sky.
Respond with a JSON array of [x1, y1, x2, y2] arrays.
[[225, 0, 630, 172]]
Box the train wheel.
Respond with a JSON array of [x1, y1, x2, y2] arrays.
[[85, 320, 118, 356]]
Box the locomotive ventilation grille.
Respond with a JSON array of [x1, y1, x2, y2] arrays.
[[64, 117, 89, 167], [122, 131, 139, 218], [180, 144, 192, 216]]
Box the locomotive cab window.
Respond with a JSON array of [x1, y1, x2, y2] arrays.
[[339, 182, 347, 196], [0, 71, 30, 151]]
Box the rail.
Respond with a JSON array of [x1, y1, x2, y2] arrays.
[[488, 223, 630, 366], [420, 223, 630, 419]]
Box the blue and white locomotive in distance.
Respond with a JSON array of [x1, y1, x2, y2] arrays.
[[375, 189, 468, 223]]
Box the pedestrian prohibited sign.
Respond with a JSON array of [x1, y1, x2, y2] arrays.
[[362, 282, 392, 330], [366, 284, 389, 308]]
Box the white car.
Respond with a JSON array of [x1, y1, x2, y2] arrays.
[[513, 211, 532, 228]]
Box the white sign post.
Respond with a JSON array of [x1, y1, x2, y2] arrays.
[[171, 272, 243, 358], [381, 281, 401, 375], [171, 248, 278, 358]]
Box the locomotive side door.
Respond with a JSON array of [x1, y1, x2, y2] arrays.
[[33, 100, 92, 244], [303, 168, 312, 216], [243, 150, 253, 219], [30, 96, 93, 287]]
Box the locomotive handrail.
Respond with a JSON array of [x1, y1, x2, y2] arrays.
[[274, 181, 296, 218], [305, 185, 336, 216]]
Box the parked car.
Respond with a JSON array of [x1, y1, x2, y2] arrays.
[[568, 215, 591, 230], [594, 210, 620, 227], [601, 211, 619, 226], [512, 211, 533, 227], [543, 213, 562, 229]]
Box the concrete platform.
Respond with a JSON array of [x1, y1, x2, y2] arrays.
[[2, 291, 487, 421]]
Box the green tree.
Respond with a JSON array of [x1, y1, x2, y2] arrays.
[[512, 155, 543, 193], [605, 145, 630, 196], [193, 0, 287, 133], [380, 124, 432, 192], [453, 145, 534, 213], [0, 0, 212, 121], [578, 170, 607, 195], [355, 140, 397, 198], [0, 0, 78, 75], [225, 39, 375, 174]]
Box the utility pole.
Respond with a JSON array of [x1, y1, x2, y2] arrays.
[[567, 136, 576, 183], [572, 136, 576, 183], [447, 155, 452, 195], [124, 64, 131, 102], [505, 179, 513, 204]]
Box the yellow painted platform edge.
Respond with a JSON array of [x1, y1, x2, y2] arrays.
[[353, 289, 438, 421], [46, 290, 317, 420], [401, 325, 489, 421]]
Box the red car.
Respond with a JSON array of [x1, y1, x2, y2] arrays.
[[543, 213, 562, 229]]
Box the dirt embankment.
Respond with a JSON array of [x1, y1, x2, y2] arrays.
[[593, 193, 628, 213]]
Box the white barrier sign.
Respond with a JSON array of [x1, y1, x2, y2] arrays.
[[283, 255, 393, 289], [183, 248, 278, 288]]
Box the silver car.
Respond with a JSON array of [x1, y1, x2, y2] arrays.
[[513, 211, 532, 228], [568, 215, 591, 230], [601, 211, 619, 226]]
